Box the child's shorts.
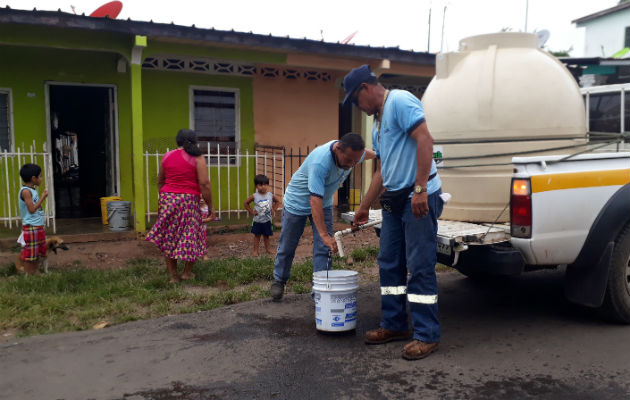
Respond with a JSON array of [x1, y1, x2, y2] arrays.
[[251, 221, 273, 236], [21, 225, 47, 261]]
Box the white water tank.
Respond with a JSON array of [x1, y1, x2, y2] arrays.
[[423, 32, 587, 222]]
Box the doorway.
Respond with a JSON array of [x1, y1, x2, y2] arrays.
[[337, 101, 354, 212], [48, 84, 118, 218]]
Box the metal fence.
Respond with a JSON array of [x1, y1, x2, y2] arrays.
[[144, 143, 365, 220], [0, 142, 56, 232]]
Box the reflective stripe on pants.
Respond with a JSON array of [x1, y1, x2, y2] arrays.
[[381, 286, 407, 296]]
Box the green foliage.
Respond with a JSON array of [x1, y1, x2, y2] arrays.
[[350, 246, 380, 262], [0, 244, 382, 338], [550, 49, 571, 57]]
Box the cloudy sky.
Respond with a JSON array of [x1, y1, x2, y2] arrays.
[[7, 0, 619, 56]]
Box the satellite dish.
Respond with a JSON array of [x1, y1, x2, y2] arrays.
[[536, 29, 550, 47], [341, 31, 358, 45], [89, 1, 123, 18]]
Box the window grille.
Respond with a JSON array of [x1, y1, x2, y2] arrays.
[[192, 88, 240, 164], [0, 92, 10, 152]]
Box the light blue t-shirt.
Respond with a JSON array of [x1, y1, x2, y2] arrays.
[[283, 140, 365, 216], [19, 186, 45, 226], [372, 90, 441, 194]]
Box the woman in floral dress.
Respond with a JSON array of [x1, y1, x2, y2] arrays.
[[146, 129, 215, 282]]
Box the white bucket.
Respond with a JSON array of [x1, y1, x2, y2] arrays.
[[106, 201, 131, 231], [312, 270, 358, 332]]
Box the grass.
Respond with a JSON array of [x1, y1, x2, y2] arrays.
[[0, 243, 453, 339], [0, 254, 347, 338], [350, 246, 380, 262]]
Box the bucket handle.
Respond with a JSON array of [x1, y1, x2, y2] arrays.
[[107, 209, 117, 221], [326, 251, 332, 288]]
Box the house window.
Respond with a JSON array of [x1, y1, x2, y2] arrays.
[[625, 26, 630, 48], [0, 91, 11, 152], [191, 87, 240, 164]]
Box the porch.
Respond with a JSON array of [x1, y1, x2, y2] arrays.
[[0, 217, 136, 249]]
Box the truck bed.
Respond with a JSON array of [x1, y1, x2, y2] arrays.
[[340, 210, 510, 263]]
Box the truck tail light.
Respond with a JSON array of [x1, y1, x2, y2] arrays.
[[511, 178, 531, 238]]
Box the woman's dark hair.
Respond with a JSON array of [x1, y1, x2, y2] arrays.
[[19, 164, 42, 183], [176, 129, 202, 156]]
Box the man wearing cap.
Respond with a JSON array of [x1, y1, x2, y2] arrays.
[[269, 133, 375, 301], [344, 65, 444, 360]]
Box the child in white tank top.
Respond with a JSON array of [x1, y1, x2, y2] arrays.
[[243, 174, 281, 256]]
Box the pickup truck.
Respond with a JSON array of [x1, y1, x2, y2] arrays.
[[340, 151, 630, 323]]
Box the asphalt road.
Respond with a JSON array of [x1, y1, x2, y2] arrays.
[[1, 269, 629, 400]]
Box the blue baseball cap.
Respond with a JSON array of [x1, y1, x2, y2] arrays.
[[342, 64, 377, 106]]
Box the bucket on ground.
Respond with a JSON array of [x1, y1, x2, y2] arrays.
[[100, 196, 122, 225], [312, 270, 358, 332], [106, 201, 131, 231]]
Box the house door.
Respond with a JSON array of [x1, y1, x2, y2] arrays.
[[337, 101, 353, 212], [48, 84, 117, 218]]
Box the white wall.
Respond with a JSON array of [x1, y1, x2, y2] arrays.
[[579, 8, 630, 57]]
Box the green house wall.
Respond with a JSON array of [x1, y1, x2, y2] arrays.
[[0, 28, 284, 230], [141, 69, 255, 214], [0, 44, 134, 223]]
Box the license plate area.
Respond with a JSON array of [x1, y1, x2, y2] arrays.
[[437, 237, 457, 266]]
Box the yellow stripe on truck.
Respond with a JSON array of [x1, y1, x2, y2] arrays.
[[531, 169, 630, 193]]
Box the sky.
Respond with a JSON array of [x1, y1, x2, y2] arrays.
[[6, 0, 620, 56]]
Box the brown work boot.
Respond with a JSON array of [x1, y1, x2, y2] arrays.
[[401, 340, 439, 360], [364, 327, 412, 344]]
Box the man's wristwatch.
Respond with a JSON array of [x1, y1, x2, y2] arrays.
[[414, 185, 427, 194]]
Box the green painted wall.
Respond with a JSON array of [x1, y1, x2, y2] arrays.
[[0, 30, 288, 228], [141, 69, 255, 214], [0, 24, 132, 60], [0, 44, 134, 221]]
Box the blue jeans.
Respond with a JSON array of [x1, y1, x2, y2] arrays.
[[378, 190, 443, 343], [273, 207, 334, 283]]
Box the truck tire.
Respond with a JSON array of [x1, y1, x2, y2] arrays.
[[601, 223, 630, 324]]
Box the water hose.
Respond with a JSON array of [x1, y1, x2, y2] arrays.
[[333, 220, 383, 258]]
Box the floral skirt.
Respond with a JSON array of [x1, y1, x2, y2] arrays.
[[146, 192, 206, 262]]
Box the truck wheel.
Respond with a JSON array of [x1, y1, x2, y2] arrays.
[[601, 223, 630, 324]]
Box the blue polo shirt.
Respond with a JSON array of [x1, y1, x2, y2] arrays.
[[283, 140, 365, 216], [372, 90, 441, 194]]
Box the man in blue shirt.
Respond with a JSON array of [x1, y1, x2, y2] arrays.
[[345, 65, 444, 360], [270, 133, 374, 301]]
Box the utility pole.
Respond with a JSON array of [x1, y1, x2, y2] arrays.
[[524, 0, 529, 32], [440, 5, 447, 53], [427, 7, 432, 52]]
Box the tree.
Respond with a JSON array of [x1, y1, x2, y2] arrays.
[[548, 46, 573, 57]]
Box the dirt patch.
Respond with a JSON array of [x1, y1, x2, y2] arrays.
[[0, 223, 380, 270]]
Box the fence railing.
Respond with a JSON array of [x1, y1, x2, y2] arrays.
[[0, 142, 56, 233], [144, 144, 285, 221], [144, 143, 365, 220]]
